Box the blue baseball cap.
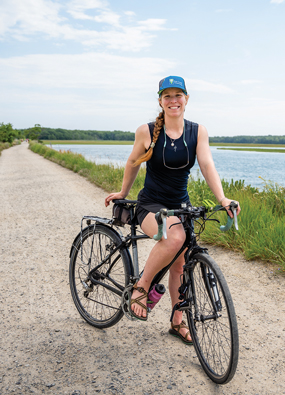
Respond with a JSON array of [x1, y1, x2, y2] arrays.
[[158, 76, 187, 96]]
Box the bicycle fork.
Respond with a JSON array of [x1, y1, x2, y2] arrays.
[[207, 268, 222, 311], [169, 270, 193, 322], [170, 261, 223, 323]]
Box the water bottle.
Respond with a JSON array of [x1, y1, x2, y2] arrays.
[[147, 284, 166, 311]]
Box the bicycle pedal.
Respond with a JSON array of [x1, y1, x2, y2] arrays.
[[121, 286, 136, 321]]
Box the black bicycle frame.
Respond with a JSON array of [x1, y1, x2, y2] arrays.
[[81, 204, 220, 320]]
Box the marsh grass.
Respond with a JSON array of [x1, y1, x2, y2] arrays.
[[30, 142, 285, 272], [0, 140, 20, 155], [0, 142, 10, 155]]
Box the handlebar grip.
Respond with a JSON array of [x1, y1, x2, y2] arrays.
[[153, 209, 168, 241], [219, 201, 239, 232], [220, 216, 234, 232], [153, 225, 163, 241]]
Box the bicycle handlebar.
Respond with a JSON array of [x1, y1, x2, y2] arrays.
[[154, 209, 169, 241], [153, 201, 239, 241], [214, 201, 239, 232]]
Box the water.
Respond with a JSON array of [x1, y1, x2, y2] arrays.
[[49, 143, 285, 189]]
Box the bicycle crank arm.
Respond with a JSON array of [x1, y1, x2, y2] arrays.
[[177, 300, 192, 311], [170, 299, 192, 321]]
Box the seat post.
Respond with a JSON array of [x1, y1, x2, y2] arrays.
[[130, 207, 140, 278]]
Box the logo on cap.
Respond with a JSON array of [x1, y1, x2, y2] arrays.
[[169, 79, 174, 84]]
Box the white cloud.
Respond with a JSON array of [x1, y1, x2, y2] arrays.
[[0, 52, 176, 129], [0, 53, 233, 96], [187, 79, 234, 94], [0, 52, 175, 92], [68, 0, 120, 26], [270, 0, 284, 4], [0, 0, 170, 52], [125, 11, 136, 17], [0, 0, 63, 37], [138, 19, 167, 31]]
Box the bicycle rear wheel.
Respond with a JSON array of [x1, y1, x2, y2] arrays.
[[69, 224, 132, 328], [185, 252, 239, 384]]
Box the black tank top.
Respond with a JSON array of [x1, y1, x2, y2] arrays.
[[141, 119, 198, 208]]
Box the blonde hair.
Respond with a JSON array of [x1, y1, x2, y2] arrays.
[[133, 110, 165, 167]]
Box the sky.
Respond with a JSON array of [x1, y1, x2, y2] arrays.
[[0, 0, 285, 136]]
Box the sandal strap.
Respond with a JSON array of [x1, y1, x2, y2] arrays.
[[171, 320, 188, 333], [171, 320, 191, 341], [130, 283, 148, 311], [133, 283, 148, 297]]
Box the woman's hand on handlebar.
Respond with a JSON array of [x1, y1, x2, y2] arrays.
[[105, 191, 126, 207], [221, 198, 241, 218]]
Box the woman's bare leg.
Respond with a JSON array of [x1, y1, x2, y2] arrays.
[[131, 212, 185, 318], [168, 257, 192, 341]]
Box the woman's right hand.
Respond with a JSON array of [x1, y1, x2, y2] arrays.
[[105, 191, 126, 207]]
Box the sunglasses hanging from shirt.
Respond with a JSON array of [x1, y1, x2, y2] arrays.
[[163, 122, 189, 169]]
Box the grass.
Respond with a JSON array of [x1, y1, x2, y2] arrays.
[[0, 142, 11, 155], [43, 140, 134, 145], [187, 173, 285, 271], [0, 140, 21, 155], [30, 142, 285, 273]]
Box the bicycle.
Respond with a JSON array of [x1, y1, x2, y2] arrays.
[[69, 199, 239, 384]]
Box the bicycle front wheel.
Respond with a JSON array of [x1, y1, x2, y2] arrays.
[[185, 252, 239, 384], [69, 224, 132, 329]]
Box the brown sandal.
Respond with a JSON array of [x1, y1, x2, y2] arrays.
[[169, 320, 193, 345], [130, 283, 148, 321]]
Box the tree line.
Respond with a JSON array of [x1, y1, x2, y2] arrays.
[[38, 127, 135, 141], [209, 135, 285, 144], [0, 123, 42, 143], [1, 122, 285, 144]]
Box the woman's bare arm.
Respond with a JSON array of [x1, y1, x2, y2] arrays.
[[196, 125, 241, 216], [105, 124, 151, 206]]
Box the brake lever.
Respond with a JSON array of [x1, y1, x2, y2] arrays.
[[153, 208, 168, 241], [233, 209, 239, 231], [162, 216, 167, 240], [229, 201, 239, 230]]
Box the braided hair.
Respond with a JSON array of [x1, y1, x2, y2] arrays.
[[133, 110, 164, 167]]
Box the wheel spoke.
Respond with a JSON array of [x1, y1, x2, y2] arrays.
[[69, 224, 131, 328], [186, 253, 239, 384]]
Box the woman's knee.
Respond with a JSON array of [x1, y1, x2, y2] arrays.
[[164, 226, 185, 253]]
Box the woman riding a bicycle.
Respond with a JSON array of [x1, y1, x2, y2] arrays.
[[105, 75, 241, 343]]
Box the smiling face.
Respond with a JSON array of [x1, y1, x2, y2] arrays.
[[158, 88, 189, 117]]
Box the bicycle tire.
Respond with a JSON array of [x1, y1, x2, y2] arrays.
[[69, 224, 132, 329], [185, 252, 239, 384]]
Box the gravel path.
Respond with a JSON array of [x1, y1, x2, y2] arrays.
[[0, 143, 284, 395]]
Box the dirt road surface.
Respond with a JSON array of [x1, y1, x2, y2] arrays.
[[0, 143, 284, 395]]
